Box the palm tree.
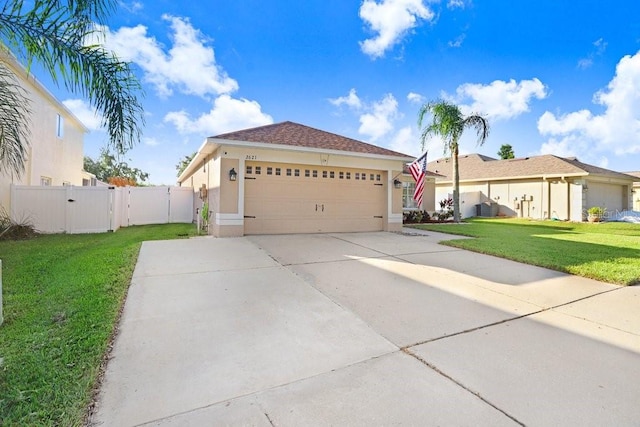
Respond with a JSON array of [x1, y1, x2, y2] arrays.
[[418, 100, 489, 222], [0, 0, 144, 177]]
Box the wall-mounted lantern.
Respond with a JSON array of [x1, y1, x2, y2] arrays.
[[229, 168, 237, 181], [393, 179, 402, 188]]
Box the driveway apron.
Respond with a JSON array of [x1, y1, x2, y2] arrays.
[[90, 231, 640, 426]]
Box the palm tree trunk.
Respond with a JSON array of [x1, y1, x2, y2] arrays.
[[452, 143, 461, 222]]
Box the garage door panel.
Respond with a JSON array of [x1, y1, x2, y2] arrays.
[[244, 162, 386, 235]]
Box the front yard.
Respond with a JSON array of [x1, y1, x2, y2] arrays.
[[0, 224, 196, 426], [410, 218, 640, 285]]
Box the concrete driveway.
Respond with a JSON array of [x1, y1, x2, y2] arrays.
[[89, 230, 640, 426]]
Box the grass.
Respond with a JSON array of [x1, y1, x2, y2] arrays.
[[0, 223, 197, 427], [409, 218, 640, 286]]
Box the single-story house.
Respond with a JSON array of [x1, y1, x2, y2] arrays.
[[178, 121, 414, 236], [0, 49, 88, 212], [427, 154, 636, 221]]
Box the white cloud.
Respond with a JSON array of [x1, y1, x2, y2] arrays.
[[142, 137, 159, 147], [359, 0, 435, 59], [358, 94, 399, 140], [121, 1, 143, 13], [447, 0, 466, 9], [388, 126, 421, 156], [449, 78, 548, 120], [96, 15, 238, 98], [448, 33, 466, 48], [329, 88, 362, 109], [407, 92, 425, 104], [164, 94, 273, 135], [538, 51, 640, 156], [63, 99, 103, 131], [577, 38, 608, 70]]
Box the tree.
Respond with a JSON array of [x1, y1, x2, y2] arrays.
[[176, 152, 196, 177], [498, 144, 515, 159], [84, 148, 149, 186], [0, 0, 144, 177], [418, 100, 490, 222]]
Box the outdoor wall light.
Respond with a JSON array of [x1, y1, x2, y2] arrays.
[[229, 168, 237, 181], [393, 179, 402, 188]]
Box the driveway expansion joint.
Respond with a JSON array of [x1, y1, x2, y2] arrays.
[[402, 348, 525, 426]]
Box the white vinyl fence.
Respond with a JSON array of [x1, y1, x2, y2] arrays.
[[10, 184, 193, 234]]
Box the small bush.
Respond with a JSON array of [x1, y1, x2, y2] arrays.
[[0, 209, 37, 240], [587, 206, 605, 216]]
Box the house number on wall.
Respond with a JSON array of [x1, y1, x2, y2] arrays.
[[245, 155, 257, 160]]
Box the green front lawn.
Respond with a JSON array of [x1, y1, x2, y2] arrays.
[[0, 224, 196, 426], [410, 218, 640, 285]]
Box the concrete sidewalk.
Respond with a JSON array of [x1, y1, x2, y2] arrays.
[[89, 231, 640, 426]]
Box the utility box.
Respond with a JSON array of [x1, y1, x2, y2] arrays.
[[475, 202, 499, 217]]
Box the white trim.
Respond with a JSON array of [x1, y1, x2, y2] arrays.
[[216, 213, 244, 226], [389, 213, 403, 224]]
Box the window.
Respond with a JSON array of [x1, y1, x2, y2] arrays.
[[246, 166, 253, 174], [362, 174, 367, 181], [62, 181, 71, 186], [403, 181, 419, 209], [56, 114, 64, 138], [376, 174, 381, 181], [286, 168, 292, 176], [322, 171, 328, 178], [346, 172, 351, 179], [355, 173, 360, 180], [255, 166, 261, 175], [41, 176, 52, 186], [330, 171, 335, 178], [305, 169, 310, 177], [275, 168, 281, 176], [267, 167, 273, 175], [82, 178, 90, 186], [339, 171, 344, 179], [294, 169, 300, 177], [370, 174, 374, 181], [312, 170, 318, 178]]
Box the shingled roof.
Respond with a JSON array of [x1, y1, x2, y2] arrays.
[[212, 121, 412, 158], [428, 154, 637, 182]]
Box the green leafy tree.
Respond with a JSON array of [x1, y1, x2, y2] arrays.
[[498, 144, 515, 159], [176, 151, 196, 177], [418, 100, 490, 222], [0, 0, 144, 177], [84, 148, 149, 185]]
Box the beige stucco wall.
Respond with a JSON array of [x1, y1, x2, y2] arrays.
[[0, 52, 86, 212], [435, 175, 633, 221]]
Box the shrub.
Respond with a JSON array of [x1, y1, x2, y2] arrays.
[[0, 209, 37, 240], [587, 206, 605, 217]]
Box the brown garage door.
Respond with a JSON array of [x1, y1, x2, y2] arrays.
[[244, 162, 386, 234]]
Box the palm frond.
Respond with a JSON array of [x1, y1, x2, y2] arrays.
[[463, 114, 490, 146], [0, 0, 144, 158], [0, 60, 30, 177]]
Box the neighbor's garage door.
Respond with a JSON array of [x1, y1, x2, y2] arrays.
[[587, 181, 627, 213], [244, 161, 386, 234]]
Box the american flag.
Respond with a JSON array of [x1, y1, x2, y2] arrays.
[[409, 151, 428, 207]]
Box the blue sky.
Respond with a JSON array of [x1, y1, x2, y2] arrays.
[[45, 0, 640, 184]]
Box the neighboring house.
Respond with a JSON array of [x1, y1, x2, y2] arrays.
[[177, 121, 413, 236], [0, 49, 88, 212], [427, 154, 636, 221], [627, 171, 640, 211]]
